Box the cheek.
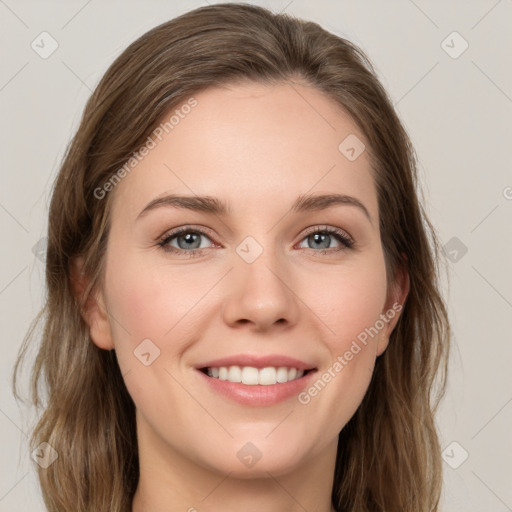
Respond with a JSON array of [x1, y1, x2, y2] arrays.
[[104, 248, 211, 343], [306, 255, 388, 345], [101, 250, 205, 419], [297, 254, 387, 420]]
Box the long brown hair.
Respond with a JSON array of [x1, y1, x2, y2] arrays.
[[13, 3, 450, 511]]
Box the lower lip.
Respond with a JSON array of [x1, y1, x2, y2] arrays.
[[196, 369, 317, 406]]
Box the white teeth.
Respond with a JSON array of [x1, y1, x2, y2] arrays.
[[242, 366, 259, 385], [258, 367, 276, 385], [276, 367, 288, 383], [205, 365, 307, 385], [228, 365, 242, 383]]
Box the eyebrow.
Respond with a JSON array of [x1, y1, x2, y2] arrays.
[[136, 192, 372, 224]]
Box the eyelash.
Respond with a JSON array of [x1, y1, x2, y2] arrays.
[[157, 225, 355, 258]]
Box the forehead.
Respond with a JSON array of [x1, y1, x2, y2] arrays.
[[111, 80, 378, 223]]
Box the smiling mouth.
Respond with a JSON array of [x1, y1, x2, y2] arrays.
[[199, 366, 316, 386]]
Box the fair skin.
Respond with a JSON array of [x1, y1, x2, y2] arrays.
[[80, 80, 408, 512]]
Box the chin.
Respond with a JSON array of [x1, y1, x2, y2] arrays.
[[215, 456, 303, 480], [198, 439, 308, 479]]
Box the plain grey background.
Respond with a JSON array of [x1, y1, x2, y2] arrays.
[[1, 1, 511, 510]]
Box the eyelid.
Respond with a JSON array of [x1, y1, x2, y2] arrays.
[[300, 225, 354, 246], [157, 225, 218, 256], [158, 224, 215, 243]]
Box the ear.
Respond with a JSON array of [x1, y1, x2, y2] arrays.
[[376, 254, 410, 356], [70, 256, 114, 350]]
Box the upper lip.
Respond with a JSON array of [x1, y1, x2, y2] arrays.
[[195, 354, 316, 371]]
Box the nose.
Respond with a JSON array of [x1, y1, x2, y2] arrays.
[[222, 247, 301, 332]]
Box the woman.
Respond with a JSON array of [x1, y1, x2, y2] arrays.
[[13, 3, 451, 511]]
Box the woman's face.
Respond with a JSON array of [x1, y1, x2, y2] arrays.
[[87, 80, 406, 478]]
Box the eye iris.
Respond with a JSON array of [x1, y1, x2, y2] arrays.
[[310, 233, 330, 249], [178, 232, 201, 249]]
